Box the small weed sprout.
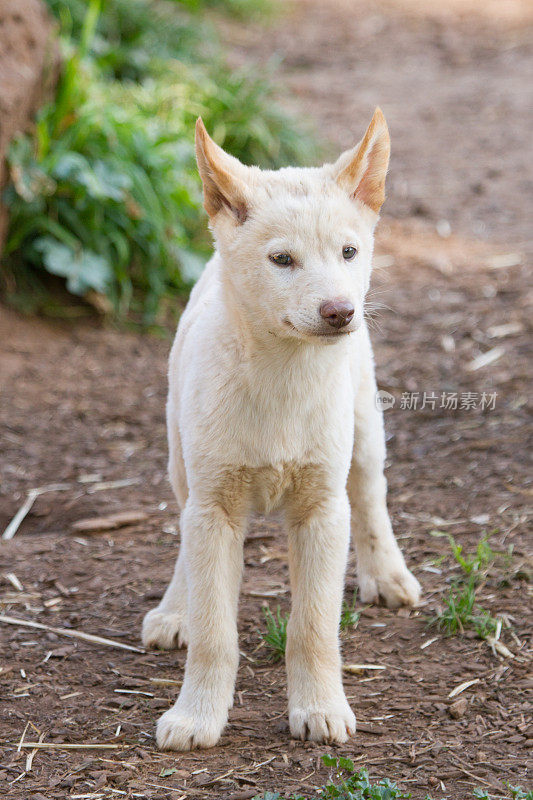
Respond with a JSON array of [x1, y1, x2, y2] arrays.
[[320, 756, 411, 799], [433, 530, 512, 583], [431, 575, 500, 638], [472, 609, 500, 639], [340, 592, 361, 632], [447, 532, 496, 577], [261, 605, 288, 661], [433, 575, 475, 635], [429, 533, 506, 640]]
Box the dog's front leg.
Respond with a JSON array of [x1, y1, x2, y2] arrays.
[[156, 498, 245, 751], [348, 364, 421, 607], [285, 492, 356, 744]]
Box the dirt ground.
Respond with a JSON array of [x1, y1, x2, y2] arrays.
[[0, 1, 531, 798]]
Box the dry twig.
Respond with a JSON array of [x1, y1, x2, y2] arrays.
[[343, 664, 386, 674], [2, 484, 71, 540], [0, 614, 145, 653], [15, 742, 126, 750], [72, 511, 148, 533], [448, 678, 480, 698]]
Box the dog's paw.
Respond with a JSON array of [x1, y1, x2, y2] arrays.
[[142, 608, 189, 650], [289, 701, 356, 744], [156, 706, 225, 751], [358, 564, 421, 608]]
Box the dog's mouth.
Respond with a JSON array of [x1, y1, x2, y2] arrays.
[[282, 319, 353, 340]]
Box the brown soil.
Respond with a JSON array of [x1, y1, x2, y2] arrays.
[[0, 1, 531, 798]]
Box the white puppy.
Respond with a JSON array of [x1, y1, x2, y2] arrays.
[[142, 109, 421, 751]]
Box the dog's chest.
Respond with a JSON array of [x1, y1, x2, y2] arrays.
[[241, 462, 328, 514]]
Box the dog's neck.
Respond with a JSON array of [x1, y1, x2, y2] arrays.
[[219, 267, 351, 393]]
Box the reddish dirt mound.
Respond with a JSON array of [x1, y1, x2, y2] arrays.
[[0, 0, 59, 248]]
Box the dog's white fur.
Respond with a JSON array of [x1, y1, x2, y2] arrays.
[[142, 109, 421, 751]]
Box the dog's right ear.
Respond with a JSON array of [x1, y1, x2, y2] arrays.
[[195, 118, 250, 223]]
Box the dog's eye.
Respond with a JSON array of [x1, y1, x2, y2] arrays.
[[270, 252, 293, 267], [342, 245, 357, 261]]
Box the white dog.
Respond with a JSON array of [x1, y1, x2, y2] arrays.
[[142, 109, 421, 751]]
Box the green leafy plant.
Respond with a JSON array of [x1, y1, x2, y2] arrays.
[[340, 591, 361, 632], [253, 757, 411, 799], [426, 787, 532, 800], [252, 756, 531, 800], [508, 789, 533, 800], [471, 608, 499, 639], [319, 757, 411, 800], [4, 0, 316, 320], [178, 0, 278, 21], [45, 0, 206, 81], [261, 605, 288, 661], [5, 67, 203, 319]]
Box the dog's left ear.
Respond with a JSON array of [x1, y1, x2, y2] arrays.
[[332, 108, 390, 213]]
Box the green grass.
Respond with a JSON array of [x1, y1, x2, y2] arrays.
[[340, 591, 361, 632], [2, 0, 316, 321], [261, 593, 361, 659], [251, 755, 531, 800], [44, 0, 277, 80], [261, 593, 359, 661], [431, 531, 512, 581], [431, 576, 499, 637], [260, 605, 288, 661], [179, 0, 278, 20], [446, 532, 497, 576], [429, 533, 508, 640]]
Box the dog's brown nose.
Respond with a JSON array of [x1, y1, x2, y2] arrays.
[[319, 298, 355, 329]]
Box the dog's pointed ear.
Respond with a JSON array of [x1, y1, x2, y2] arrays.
[[333, 108, 390, 213], [195, 118, 250, 223]]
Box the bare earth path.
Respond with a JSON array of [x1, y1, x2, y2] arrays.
[[0, 2, 531, 798]]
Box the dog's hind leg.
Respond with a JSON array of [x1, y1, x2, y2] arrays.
[[347, 344, 421, 608], [142, 422, 189, 650], [142, 548, 189, 649]]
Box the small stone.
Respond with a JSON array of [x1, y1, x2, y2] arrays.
[[360, 606, 380, 619], [396, 607, 411, 618], [448, 697, 468, 719]]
